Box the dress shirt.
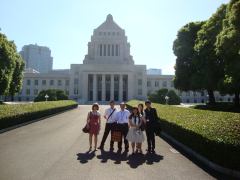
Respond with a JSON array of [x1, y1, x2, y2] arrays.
[[104, 107, 117, 123], [116, 109, 130, 124]]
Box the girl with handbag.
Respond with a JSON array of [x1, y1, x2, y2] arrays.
[[86, 103, 101, 151]]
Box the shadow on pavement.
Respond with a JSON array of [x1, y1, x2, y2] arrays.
[[95, 149, 164, 168], [76, 150, 96, 164]]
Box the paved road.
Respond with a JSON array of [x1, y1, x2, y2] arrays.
[[0, 105, 215, 180]]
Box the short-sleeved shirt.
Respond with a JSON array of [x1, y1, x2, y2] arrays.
[[116, 109, 130, 124], [104, 108, 117, 123]]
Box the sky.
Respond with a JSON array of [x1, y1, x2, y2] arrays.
[[0, 0, 230, 75]]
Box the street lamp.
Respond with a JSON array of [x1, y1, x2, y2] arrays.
[[165, 95, 169, 105], [45, 94, 49, 101]]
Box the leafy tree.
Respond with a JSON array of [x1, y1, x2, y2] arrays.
[[0, 33, 16, 95], [193, 4, 227, 105], [216, 0, 240, 106], [8, 53, 25, 101], [173, 22, 204, 91], [34, 89, 68, 102], [148, 88, 181, 105]]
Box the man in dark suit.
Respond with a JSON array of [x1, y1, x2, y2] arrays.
[[144, 100, 158, 153]]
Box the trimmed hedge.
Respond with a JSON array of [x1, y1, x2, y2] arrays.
[[0, 100, 78, 130], [127, 100, 240, 171]]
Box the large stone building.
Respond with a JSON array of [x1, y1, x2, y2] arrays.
[[16, 14, 234, 104], [20, 44, 53, 73]]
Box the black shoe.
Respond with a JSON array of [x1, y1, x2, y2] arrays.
[[117, 149, 122, 153], [146, 148, 151, 153], [151, 149, 155, 154], [109, 147, 114, 152]]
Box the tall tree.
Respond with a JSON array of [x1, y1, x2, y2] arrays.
[[193, 4, 227, 104], [0, 33, 16, 96], [216, 0, 240, 106], [173, 22, 204, 91], [8, 56, 25, 101]]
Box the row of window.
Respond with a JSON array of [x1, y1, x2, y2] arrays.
[[26, 79, 70, 86], [147, 80, 173, 88], [98, 32, 120, 36], [99, 44, 119, 56]]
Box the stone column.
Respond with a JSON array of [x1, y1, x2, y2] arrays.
[[119, 74, 123, 102], [102, 74, 106, 102], [110, 74, 114, 101], [93, 74, 97, 101], [82, 73, 88, 103]]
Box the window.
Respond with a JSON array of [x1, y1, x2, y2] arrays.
[[65, 80, 69, 86], [117, 32, 120, 35], [100, 44, 102, 56], [74, 78, 79, 85], [108, 44, 110, 56], [74, 88, 78, 95], [34, 80, 38, 86], [138, 89, 142, 95], [171, 81, 174, 87], [27, 79, 31, 85], [201, 91, 205, 96], [50, 80, 54, 86], [42, 80, 46, 85], [111, 44, 114, 56], [74, 72, 79, 76], [147, 81, 151, 87], [104, 44, 106, 56], [99, 32, 102, 35], [112, 32, 115, 35], [104, 32, 106, 35], [58, 80, 62, 86], [115, 44, 119, 56], [186, 91, 190, 96], [65, 90, 69, 95], [108, 32, 111, 35], [34, 89, 38, 95], [155, 81, 159, 87], [26, 89, 30, 95], [162, 81, 167, 87], [138, 79, 142, 86]]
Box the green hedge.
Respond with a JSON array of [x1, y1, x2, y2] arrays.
[[0, 100, 78, 130], [127, 100, 240, 171]]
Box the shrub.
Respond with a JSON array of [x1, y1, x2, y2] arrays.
[[0, 100, 78, 130], [127, 100, 240, 171], [34, 89, 68, 102]]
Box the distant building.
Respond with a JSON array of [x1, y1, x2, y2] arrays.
[[20, 44, 53, 73], [147, 69, 162, 75]]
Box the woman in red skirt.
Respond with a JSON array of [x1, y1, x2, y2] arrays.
[[87, 103, 101, 151]]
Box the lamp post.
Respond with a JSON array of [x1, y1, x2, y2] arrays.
[[45, 94, 49, 102], [165, 95, 169, 105]]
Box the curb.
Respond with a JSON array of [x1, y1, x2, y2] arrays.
[[0, 106, 78, 134], [161, 131, 240, 179]]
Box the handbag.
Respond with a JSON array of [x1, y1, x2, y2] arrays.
[[82, 124, 89, 133]]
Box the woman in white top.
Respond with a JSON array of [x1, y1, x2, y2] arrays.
[[126, 107, 145, 154]]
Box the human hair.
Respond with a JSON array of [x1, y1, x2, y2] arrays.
[[92, 103, 99, 110], [129, 107, 140, 119], [138, 103, 144, 115]]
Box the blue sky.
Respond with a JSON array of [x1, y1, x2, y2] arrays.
[[0, 0, 229, 74]]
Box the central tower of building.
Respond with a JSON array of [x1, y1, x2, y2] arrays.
[[70, 14, 147, 103]]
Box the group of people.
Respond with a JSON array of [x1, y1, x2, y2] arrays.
[[85, 100, 158, 154]]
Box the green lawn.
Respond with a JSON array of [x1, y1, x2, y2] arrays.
[[0, 100, 78, 130], [127, 100, 240, 171]]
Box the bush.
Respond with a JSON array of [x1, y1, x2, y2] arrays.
[[127, 100, 240, 171], [0, 100, 78, 130], [34, 89, 68, 102], [148, 88, 181, 105]]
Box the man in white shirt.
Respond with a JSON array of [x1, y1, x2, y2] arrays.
[[115, 102, 130, 152], [98, 100, 117, 151]]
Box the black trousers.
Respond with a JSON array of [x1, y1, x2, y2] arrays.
[[100, 123, 114, 149], [145, 125, 155, 150], [118, 123, 129, 150]]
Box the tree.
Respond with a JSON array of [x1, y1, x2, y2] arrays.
[[148, 88, 181, 105], [193, 4, 227, 105], [216, 0, 240, 106], [173, 22, 204, 91], [8, 52, 25, 101], [34, 89, 68, 102], [0, 33, 16, 95]]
